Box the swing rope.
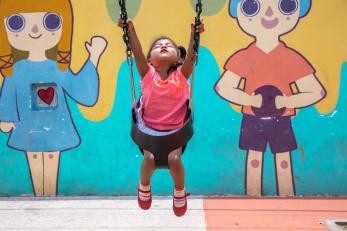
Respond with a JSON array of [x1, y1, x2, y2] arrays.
[[190, 0, 203, 111], [193, 0, 203, 57], [119, 0, 136, 109]]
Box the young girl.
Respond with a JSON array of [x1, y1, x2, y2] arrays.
[[0, 0, 107, 196], [118, 19, 204, 216]]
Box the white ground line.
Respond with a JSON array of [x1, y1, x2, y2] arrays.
[[0, 197, 206, 231]]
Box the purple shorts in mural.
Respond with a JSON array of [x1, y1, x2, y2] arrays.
[[239, 115, 297, 153]]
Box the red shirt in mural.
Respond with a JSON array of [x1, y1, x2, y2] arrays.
[[224, 42, 315, 116]]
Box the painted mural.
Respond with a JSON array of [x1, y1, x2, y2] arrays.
[[215, 0, 325, 196], [0, 0, 107, 196], [0, 0, 346, 197]]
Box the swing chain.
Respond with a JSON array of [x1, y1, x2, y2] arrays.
[[193, 0, 203, 63], [119, 0, 134, 66]]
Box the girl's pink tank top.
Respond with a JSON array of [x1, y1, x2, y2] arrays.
[[141, 65, 190, 131]]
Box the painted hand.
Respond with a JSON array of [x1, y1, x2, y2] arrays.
[[251, 93, 262, 108], [86, 36, 108, 67], [275, 95, 288, 109], [0, 122, 15, 133]]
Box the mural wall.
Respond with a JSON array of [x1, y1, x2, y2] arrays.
[[0, 0, 346, 196]]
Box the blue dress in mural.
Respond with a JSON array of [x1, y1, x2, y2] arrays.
[[0, 59, 98, 152]]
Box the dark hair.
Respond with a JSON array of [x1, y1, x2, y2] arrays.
[[146, 36, 186, 75]]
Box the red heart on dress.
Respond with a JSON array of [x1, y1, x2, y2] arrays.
[[38, 87, 55, 105]]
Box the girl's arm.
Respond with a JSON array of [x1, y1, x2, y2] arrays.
[[118, 19, 149, 78], [181, 22, 205, 79], [215, 70, 262, 108], [275, 74, 326, 109]]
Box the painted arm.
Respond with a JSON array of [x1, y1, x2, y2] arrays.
[[63, 36, 107, 106], [118, 19, 149, 78], [215, 70, 262, 108], [181, 22, 205, 79], [275, 74, 326, 109], [0, 76, 18, 133], [86, 36, 108, 67]]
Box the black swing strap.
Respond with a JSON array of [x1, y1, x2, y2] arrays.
[[119, 0, 136, 109], [190, 0, 203, 112]]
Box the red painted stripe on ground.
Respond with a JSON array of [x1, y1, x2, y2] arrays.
[[203, 198, 347, 231]]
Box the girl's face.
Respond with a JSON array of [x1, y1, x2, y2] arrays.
[[4, 12, 63, 52], [237, 0, 300, 39], [149, 39, 178, 67]]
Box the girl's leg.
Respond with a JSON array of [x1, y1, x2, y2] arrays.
[[168, 148, 184, 189], [141, 150, 155, 185], [26, 152, 44, 197], [246, 150, 264, 196], [43, 152, 60, 197], [168, 148, 188, 217], [137, 150, 155, 210], [275, 152, 295, 196]]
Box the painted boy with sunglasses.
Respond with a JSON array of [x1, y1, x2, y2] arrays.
[[215, 0, 326, 196]]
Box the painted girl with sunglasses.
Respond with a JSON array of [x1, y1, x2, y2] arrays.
[[0, 0, 107, 196], [215, 0, 326, 196]]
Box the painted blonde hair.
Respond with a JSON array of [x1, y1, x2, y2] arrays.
[[0, 0, 73, 77]]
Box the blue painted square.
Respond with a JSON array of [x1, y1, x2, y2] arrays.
[[31, 83, 58, 111]]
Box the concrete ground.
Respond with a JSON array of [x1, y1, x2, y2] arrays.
[[0, 197, 346, 230]]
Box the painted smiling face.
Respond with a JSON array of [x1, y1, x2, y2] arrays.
[[237, 0, 300, 38], [4, 12, 63, 52]]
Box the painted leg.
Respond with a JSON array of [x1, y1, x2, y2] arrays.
[[168, 148, 184, 189], [141, 150, 155, 185], [26, 152, 44, 197], [275, 152, 295, 196], [246, 150, 263, 197], [43, 152, 60, 197]]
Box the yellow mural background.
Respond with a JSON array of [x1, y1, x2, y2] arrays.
[[57, 0, 347, 120]]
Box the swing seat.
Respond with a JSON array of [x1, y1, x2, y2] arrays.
[[131, 99, 194, 169]]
